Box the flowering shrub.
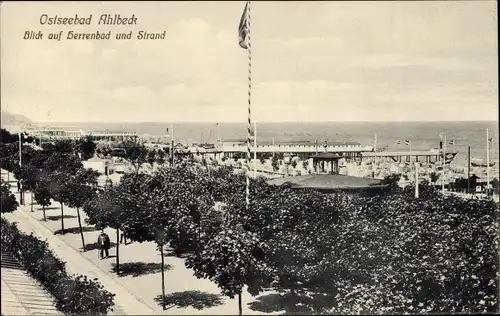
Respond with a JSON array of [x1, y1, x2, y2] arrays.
[[0, 218, 115, 314]]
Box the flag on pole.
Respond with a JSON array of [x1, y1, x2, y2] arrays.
[[238, 1, 250, 49], [405, 140, 411, 146]]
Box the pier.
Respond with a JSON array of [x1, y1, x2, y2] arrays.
[[362, 150, 458, 163]]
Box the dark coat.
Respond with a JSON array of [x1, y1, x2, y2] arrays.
[[98, 233, 111, 249]]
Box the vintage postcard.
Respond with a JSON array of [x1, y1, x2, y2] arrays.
[[1, 1, 498, 315]]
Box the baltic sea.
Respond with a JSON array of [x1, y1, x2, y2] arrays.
[[45, 121, 499, 165]]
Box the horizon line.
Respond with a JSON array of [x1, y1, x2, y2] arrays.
[[6, 119, 498, 125]]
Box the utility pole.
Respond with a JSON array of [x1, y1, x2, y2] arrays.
[[415, 162, 419, 198], [18, 132, 24, 205], [467, 145, 471, 193], [168, 124, 175, 168], [216, 123, 220, 145], [486, 128, 490, 196]]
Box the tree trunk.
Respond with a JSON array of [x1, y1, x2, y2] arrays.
[[76, 207, 86, 251], [60, 203, 65, 234], [19, 186, 23, 205], [42, 205, 46, 221], [30, 191, 34, 212], [238, 292, 242, 316], [115, 229, 120, 276], [160, 243, 166, 310]]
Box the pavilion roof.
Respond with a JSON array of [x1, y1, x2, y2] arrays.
[[309, 152, 343, 159], [267, 174, 383, 190]]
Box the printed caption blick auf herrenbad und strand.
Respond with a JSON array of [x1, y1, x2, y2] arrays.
[[25, 14, 166, 41]]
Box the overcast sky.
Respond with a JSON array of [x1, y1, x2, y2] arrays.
[[1, 1, 498, 123]]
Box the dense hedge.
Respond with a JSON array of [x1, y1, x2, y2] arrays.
[[0, 218, 115, 315]]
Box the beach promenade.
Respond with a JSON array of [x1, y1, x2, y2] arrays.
[[1, 175, 278, 315]]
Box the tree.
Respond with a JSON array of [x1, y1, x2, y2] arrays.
[[1, 180, 18, 213], [34, 182, 52, 221], [65, 168, 99, 251], [84, 182, 123, 275], [185, 224, 271, 316], [271, 156, 280, 172], [146, 149, 157, 166], [19, 164, 39, 212], [491, 178, 499, 194], [381, 173, 401, 187], [290, 160, 297, 169], [95, 142, 113, 159], [156, 149, 166, 165], [42, 140, 75, 156], [49, 172, 73, 234], [75, 137, 97, 160], [42, 153, 84, 234], [0, 128, 18, 143], [429, 172, 440, 185], [118, 141, 148, 173], [112, 167, 217, 310]]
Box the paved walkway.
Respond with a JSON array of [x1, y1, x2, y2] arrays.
[[3, 207, 154, 315], [1, 251, 62, 315]]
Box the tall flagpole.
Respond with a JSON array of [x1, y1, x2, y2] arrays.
[[373, 133, 377, 178], [415, 162, 419, 198], [442, 135, 446, 193], [237, 2, 251, 314], [245, 1, 252, 209], [253, 121, 257, 178]]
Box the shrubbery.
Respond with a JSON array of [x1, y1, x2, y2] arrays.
[[1, 180, 18, 213], [0, 218, 115, 315]]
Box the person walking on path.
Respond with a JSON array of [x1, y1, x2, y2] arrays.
[[119, 229, 129, 245], [97, 231, 111, 259]]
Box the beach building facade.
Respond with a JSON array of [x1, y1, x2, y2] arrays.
[[25, 128, 138, 142]]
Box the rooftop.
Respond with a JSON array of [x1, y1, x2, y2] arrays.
[[309, 152, 343, 159], [227, 139, 362, 146], [267, 174, 384, 190]]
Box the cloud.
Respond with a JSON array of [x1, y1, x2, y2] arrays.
[[0, 1, 497, 123]]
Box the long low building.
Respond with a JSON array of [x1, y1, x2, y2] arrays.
[[25, 128, 138, 142], [362, 150, 458, 163], [221, 142, 374, 161]]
